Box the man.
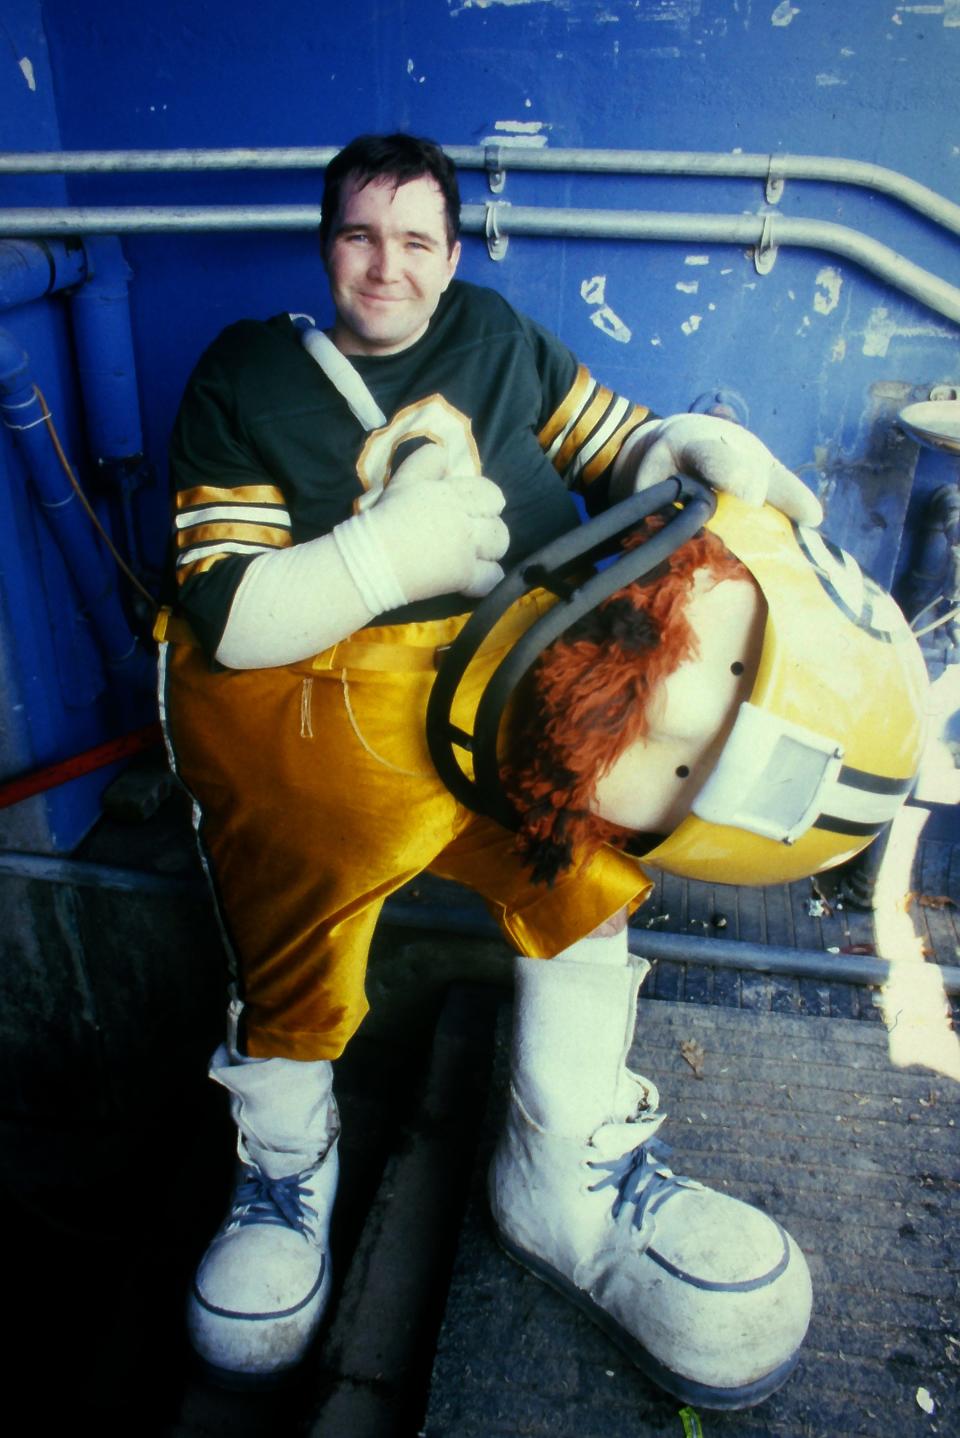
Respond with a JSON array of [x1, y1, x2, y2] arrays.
[[159, 133, 821, 1407]]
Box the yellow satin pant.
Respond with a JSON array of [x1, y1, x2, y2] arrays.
[[159, 592, 652, 1060]]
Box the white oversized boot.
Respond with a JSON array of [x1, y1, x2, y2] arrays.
[[187, 1042, 340, 1385], [489, 937, 813, 1410]]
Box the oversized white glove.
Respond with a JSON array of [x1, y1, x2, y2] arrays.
[[612, 413, 822, 527], [356, 442, 509, 603], [215, 442, 508, 670]]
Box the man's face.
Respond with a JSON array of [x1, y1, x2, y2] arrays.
[[324, 172, 461, 357]]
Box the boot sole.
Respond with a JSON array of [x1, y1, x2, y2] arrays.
[[495, 1228, 802, 1412]]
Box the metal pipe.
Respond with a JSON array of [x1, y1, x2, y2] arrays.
[[1, 202, 957, 326], [0, 723, 161, 810], [463, 206, 960, 327], [0, 147, 340, 174], [2, 145, 958, 237], [0, 850, 202, 896], [380, 899, 960, 994], [0, 204, 321, 233], [1, 852, 954, 993]]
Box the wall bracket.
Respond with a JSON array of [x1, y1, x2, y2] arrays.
[[484, 145, 506, 195], [484, 200, 510, 261], [765, 156, 786, 205], [753, 211, 778, 274]]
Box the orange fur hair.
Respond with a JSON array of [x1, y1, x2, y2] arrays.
[[504, 521, 750, 884]]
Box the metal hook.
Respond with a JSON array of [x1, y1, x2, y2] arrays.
[[484, 144, 506, 195], [484, 200, 510, 262], [753, 211, 778, 275]]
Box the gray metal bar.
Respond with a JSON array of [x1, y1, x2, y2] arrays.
[[0, 850, 203, 896], [2, 851, 956, 992], [461, 205, 960, 326], [627, 928, 960, 994], [1, 201, 956, 326], [0, 146, 339, 173], [0, 204, 322, 234], [3, 144, 958, 236], [380, 899, 960, 995]]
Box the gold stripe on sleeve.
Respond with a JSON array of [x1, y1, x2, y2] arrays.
[[578, 408, 653, 487], [176, 521, 293, 550], [176, 483, 288, 511], [553, 388, 616, 476], [537, 365, 594, 450]]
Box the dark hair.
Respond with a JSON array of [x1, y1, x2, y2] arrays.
[[320, 133, 461, 254]]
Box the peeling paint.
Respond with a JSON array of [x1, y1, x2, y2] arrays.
[[815, 72, 845, 86], [708, 302, 716, 311], [675, 280, 699, 294], [494, 119, 545, 134], [18, 56, 36, 91], [482, 118, 549, 148], [862, 305, 956, 357], [580, 275, 606, 305], [831, 337, 847, 362], [451, 0, 554, 11], [896, 1, 960, 20], [580, 275, 629, 340], [650, 335, 663, 347], [813, 266, 842, 315], [863, 308, 898, 357], [681, 314, 703, 335], [771, 1, 800, 25], [684, 255, 710, 266], [591, 306, 631, 343]]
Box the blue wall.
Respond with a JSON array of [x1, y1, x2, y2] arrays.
[[1, 0, 958, 845]]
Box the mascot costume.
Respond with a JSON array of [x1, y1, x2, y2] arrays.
[[169, 345, 927, 1408], [178, 459, 928, 1410], [426, 475, 928, 1409]]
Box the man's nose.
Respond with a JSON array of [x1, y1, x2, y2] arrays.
[[369, 241, 401, 282]]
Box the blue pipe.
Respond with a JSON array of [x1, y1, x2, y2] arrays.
[[70, 238, 143, 462], [0, 327, 152, 689], [0, 238, 87, 312]]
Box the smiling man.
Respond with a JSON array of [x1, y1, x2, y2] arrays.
[[159, 133, 821, 1407], [325, 169, 461, 355]]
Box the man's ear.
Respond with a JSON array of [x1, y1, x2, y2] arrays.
[[444, 240, 462, 289]]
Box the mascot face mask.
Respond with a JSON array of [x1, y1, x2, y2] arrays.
[[426, 480, 930, 889]]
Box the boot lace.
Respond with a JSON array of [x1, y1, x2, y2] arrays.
[[233, 1167, 319, 1237], [587, 1133, 703, 1246]]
